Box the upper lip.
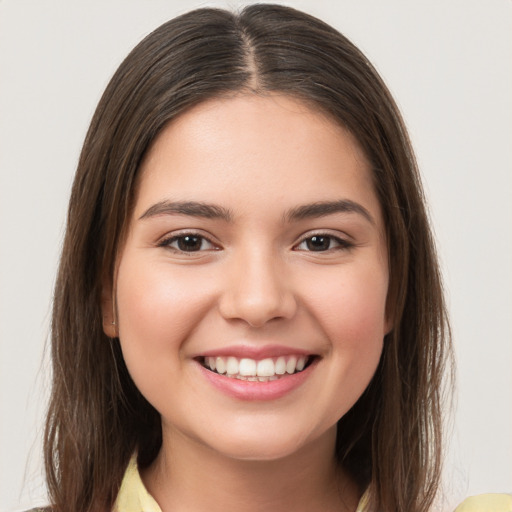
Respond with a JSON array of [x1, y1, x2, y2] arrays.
[[195, 344, 315, 360]]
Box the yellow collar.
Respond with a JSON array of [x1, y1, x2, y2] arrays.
[[113, 456, 161, 512]]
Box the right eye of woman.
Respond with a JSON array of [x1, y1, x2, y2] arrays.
[[159, 233, 218, 253]]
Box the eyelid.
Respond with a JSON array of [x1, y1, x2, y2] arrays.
[[157, 229, 222, 252], [293, 230, 354, 251]]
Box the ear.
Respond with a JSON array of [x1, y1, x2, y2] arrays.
[[101, 280, 117, 338]]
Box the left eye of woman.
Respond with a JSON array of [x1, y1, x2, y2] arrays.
[[160, 234, 217, 253], [295, 234, 351, 252]]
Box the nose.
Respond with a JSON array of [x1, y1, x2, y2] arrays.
[[218, 248, 297, 328]]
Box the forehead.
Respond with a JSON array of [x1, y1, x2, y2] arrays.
[[135, 93, 380, 223]]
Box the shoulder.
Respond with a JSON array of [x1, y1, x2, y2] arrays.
[[454, 494, 512, 511]]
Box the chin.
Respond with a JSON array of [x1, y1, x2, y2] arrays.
[[198, 422, 333, 463], [218, 440, 307, 462]]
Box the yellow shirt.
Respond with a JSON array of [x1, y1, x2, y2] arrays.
[[113, 456, 161, 512], [454, 493, 512, 512], [113, 456, 511, 512]]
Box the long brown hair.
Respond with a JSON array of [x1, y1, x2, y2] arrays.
[[45, 5, 452, 511]]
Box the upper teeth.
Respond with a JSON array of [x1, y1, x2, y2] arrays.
[[204, 355, 308, 379]]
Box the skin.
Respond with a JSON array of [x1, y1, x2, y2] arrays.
[[103, 94, 390, 512]]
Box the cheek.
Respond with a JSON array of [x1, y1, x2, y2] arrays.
[[115, 257, 214, 377], [304, 262, 388, 390], [309, 261, 388, 337]]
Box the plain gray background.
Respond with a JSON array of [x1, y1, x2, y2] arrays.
[[1, 1, 511, 511]]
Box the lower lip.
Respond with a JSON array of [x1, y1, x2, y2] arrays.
[[197, 359, 317, 401]]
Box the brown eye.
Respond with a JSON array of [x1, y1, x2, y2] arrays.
[[161, 234, 217, 252], [295, 234, 352, 252], [176, 235, 203, 251], [305, 235, 331, 251]]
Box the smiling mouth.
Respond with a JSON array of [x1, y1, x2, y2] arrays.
[[199, 355, 315, 382]]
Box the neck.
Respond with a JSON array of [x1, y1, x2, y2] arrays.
[[142, 425, 360, 512]]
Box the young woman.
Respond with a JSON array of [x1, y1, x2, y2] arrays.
[[34, 4, 509, 512]]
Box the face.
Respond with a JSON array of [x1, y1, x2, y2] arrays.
[[105, 94, 390, 461]]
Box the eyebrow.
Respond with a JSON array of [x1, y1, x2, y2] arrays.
[[285, 200, 375, 225], [139, 200, 233, 221], [139, 199, 374, 225]]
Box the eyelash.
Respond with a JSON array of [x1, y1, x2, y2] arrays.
[[158, 232, 219, 253], [158, 231, 353, 254], [294, 233, 353, 252]]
